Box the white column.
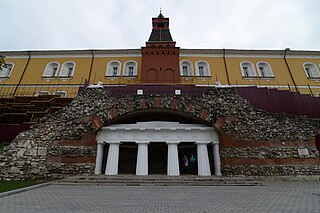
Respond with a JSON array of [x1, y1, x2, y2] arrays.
[[94, 142, 104, 175], [196, 142, 211, 176], [105, 141, 120, 175], [167, 141, 180, 176], [213, 143, 222, 176], [136, 141, 149, 176]]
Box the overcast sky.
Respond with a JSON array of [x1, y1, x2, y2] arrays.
[[1, 0, 320, 51]]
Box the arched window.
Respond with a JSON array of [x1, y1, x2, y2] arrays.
[[180, 60, 193, 77], [59, 61, 76, 78], [123, 61, 138, 77], [0, 62, 14, 79], [303, 63, 320, 79], [43, 62, 59, 78], [240, 61, 257, 78], [106, 61, 121, 77], [256, 62, 274, 78], [195, 61, 211, 77]]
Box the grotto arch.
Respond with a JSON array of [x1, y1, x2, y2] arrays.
[[108, 108, 212, 125], [95, 109, 222, 176]]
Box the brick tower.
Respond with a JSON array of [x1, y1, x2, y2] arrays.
[[141, 12, 180, 83]]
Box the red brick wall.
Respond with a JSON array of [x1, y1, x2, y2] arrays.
[[141, 42, 180, 83]]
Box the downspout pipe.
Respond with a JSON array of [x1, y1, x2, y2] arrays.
[[13, 51, 31, 97], [284, 48, 298, 92], [223, 49, 230, 85], [87, 50, 95, 85]]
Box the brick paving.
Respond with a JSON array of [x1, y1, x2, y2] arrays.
[[0, 182, 319, 213]]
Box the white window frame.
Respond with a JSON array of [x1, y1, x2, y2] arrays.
[[55, 90, 67, 97], [123, 60, 138, 77], [42, 62, 60, 79], [179, 60, 194, 77], [34, 91, 50, 96], [0, 62, 14, 79], [256, 61, 274, 79], [106, 60, 121, 78], [303, 62, 320, 80], [59, 61, 76, 79], [240, 61, 257, 79], [195, 60, 211, 78]]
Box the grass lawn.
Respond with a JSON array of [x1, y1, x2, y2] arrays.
[[0, 143, 56, 193], [0, 179, 52, 193]]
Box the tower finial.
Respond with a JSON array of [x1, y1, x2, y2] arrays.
[[160, 7, 162, 13]]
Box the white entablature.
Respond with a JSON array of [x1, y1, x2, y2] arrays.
[[96, 121, 219, 143]]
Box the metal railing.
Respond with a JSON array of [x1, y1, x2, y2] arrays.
[[0, 83, 84, 98]]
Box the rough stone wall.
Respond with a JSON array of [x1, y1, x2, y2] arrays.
[[219, 135, 320, 176], [0, 87, 319, 180]]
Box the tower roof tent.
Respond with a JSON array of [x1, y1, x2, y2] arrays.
[[157, 12, 165, 19], [148, 12, 173, 42]]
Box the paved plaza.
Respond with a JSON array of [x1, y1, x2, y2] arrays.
[[0, 182, 319, 213]]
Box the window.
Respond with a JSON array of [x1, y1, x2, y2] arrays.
[[256, 62, 274, 78], [180, 60, 193, 77], [157, 23, 164, 28], [106, 61, 121, 77], [59, 61, 75, 78], [240, 61, 257, 78], [182, 66, 188, 76], [55, 91, 67, 97], [43, 62, 60, 79], [123, 61, 138, 77], [113, 67, 118, 76], [35, 91, 50, 96], [195, 61, 210, 77], [128, 66, 134, 76], [0, 62, 14, 79], [303, 63, 320, 79], [199, 66, 204, 76]]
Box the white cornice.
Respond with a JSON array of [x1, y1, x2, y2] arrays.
[[31, 54, 92, 59], [2, 48, 320, 59], [285, 55, 320, 59], [180, 53, 223, 58], [97, 121, 218, 143], [94, 54, 141, 58], [225, 54, 284, 59]]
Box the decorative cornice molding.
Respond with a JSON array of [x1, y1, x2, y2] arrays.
[[96, 121, 218, 143]]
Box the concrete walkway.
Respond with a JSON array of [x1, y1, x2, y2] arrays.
[[0, 181, 319, 212]]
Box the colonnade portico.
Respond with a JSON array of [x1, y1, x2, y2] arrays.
[[95, 121, 222, 176]]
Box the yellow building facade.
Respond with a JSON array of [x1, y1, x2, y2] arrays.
[[1, 48, 320, 98]]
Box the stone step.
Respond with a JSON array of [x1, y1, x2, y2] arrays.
[[53, 175, 262, 186]]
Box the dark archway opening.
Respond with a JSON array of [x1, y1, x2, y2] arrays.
[[178, 143, 197, 174], [148, 143, 167, 174], [109, 109, 211, 126], [207, 144, 215, 174], [119, 143, 138, 174], [101, 144, 109, 174]]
